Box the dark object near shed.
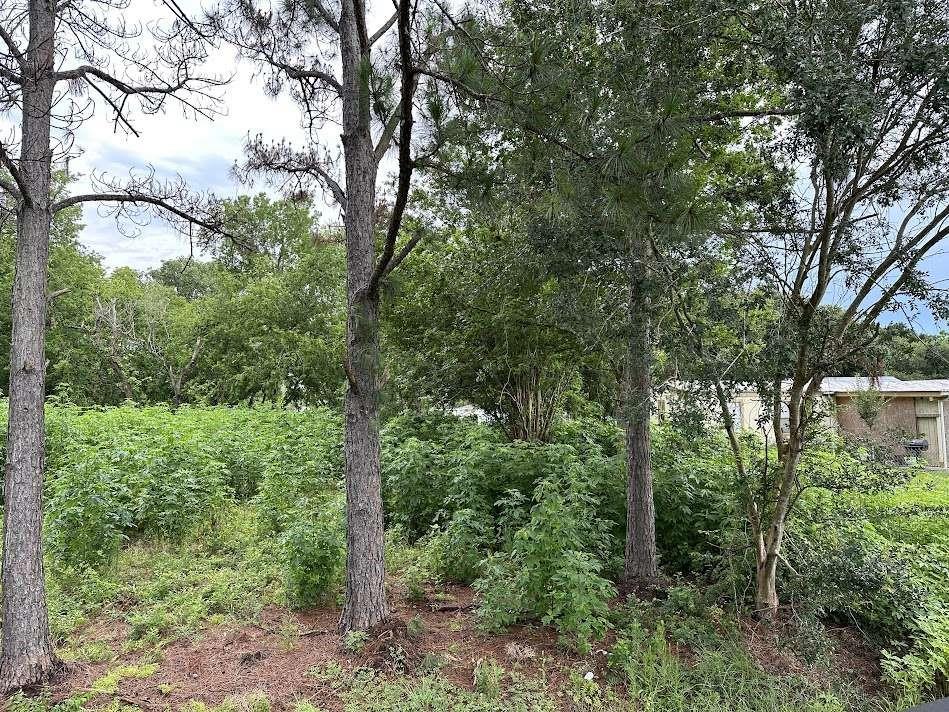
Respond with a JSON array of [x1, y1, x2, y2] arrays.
[[904, 438, 930, 459]]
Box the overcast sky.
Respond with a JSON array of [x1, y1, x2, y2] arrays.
[[69, 23, 316, 270], [63, 0, 393, 271], [14, 0, 949, 334]]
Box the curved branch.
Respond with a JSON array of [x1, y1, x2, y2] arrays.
[[366, 0, 416, 295], [51, 191, 226, 235], [369, 10, 397, 45], [0, 24, 25, 69], [310, 0, 340, 33], [0, 141, 27, 203]]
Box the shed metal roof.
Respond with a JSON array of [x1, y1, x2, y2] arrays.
[[819, 376, 949, 394]]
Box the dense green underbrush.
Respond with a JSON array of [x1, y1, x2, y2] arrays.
[[47, 503, 281, 649], [0, 402, 944, 703], [382, 412, 949, 700], [0, 403, 344, 623], [39, 404, 342, 570], [783, 482, 949, 704], [381, 412, 739, 650]]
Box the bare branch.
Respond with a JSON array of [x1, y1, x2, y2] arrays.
[[369, 10, 397, 45], [49, 170, 230, 244], [382, 226, 425, 278], [0, 141, 27, 202], [242, 136, 347, 208], [0, 65, 22, 84], [0, 24, 25, 69], [310, 0, 340, 32], [373, 102, 401, 164], [366, 0, 416, 295], [281, 63, 342, 92]]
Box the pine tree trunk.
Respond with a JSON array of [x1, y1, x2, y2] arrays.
[[337, 0, 388, 633], [1, 0, 58, 691], [623, 234, 658, 585]]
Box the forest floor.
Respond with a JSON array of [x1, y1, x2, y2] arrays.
[[39, 578, 885, 712]]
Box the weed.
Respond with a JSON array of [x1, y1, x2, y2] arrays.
[[277, 615, 301, 650], [473, 658, 505, 698], [343, 630, 369, 653], [91, 663, 159, 694], [292, 701, 327, 712], [419, 652, 447, 673], [308, 660, 347, 685], [406, 615, 425, 639], [59, 639, 114, 663]]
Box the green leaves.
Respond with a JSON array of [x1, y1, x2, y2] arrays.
[[280, 495, 345, 608], [37, 404, 343, 572]]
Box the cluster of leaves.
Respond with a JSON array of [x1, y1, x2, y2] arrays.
[[0, 192, 346, 408], [474, 468, 618, 652], [382, 412, 742, 651], [0, 403, 345, 611], [781, 472, 949, 704]]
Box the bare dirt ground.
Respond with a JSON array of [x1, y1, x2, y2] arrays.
[[50, 585, 588, 711], [48, 584, 882, 711]]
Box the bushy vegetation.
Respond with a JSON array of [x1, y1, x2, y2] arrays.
[[1, 404, 343, 629], [0, 403, 945, 707], [381, 412, 949, 703]]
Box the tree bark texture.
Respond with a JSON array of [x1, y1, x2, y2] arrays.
[[754, 376, 811, 618], [623, 233, 658, 585], [501, 366, 563, 443], [337, 0, 388, 633], [1, 0, 59, 691]]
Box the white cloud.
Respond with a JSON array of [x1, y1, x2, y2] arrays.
[[70, 44, 306, 270], [60, 0, 393, 271]]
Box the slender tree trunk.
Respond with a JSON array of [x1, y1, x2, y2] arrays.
[[338, 0, 388, 632], [503, 367, 561, 443], [754, 374, 813, 618], [623, 233, 658, 585], [754, 553, 779, 613], [712, 382, 771, 612], [1, 0, 58, 691], [170, 336, 203, 408], [107, 354, 134, 401]]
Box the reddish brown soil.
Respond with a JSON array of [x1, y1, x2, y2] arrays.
[[47, 584, 882, 711], [49, 585, 587, 711], [825, 625, 885, 694], [740, 617, 883, 695]]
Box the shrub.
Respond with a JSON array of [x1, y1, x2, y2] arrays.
[[425, 508, 495, 584], [33, 404, 343, 571], [249, 407, 343, 533], [784, 482, 949, 703], [279, 496, 345, 608], [474, 464, 617, 653], [651, 424, 736, 574], [44, 458, 131, 568]]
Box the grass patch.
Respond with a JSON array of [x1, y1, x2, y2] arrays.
[[861, 470, 949, 546], [47, 504, 282, 650], [90, 663, 158, 694]]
